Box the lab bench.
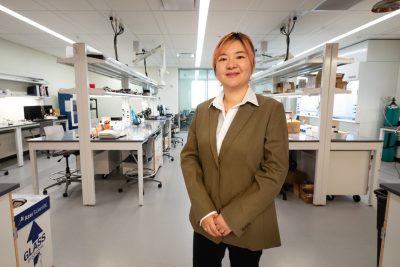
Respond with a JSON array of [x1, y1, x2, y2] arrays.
[[289, 132, 383, 206]]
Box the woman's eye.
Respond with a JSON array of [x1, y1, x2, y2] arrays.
[[218, 57, 227, 62], [237, 55, 245, 59]]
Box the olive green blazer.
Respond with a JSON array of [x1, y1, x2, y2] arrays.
[[180, 94, 289, 251]]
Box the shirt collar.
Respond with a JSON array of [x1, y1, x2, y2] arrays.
[[209, 86, 259, 110]]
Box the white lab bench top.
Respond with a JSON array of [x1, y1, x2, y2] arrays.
[[0, 119, 68, 167], [27, 120, 163, 206]]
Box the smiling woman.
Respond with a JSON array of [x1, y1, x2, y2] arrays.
[[181, 32, 289, 266]]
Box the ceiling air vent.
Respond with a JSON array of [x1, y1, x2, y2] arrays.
[[161, 0, 196, 10], [314, 0, 363, 10]]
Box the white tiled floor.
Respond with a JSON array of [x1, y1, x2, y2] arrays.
[[1, 136, 399, 267]]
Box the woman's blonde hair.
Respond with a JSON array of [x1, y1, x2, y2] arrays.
[[212, 32, 256, 73]]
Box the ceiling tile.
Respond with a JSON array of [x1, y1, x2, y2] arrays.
[[117, 11, 162, 35], [248, 0, 323, 11], [34, 0, 95, 11], [100, 0, 151, 11], [162, 11, 197, 34], [240, 11, 289, 35], [0, 0, 45, 10], [206, 11, 245, 36]]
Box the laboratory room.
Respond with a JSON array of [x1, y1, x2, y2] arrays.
[[1, 0, 400, 266]]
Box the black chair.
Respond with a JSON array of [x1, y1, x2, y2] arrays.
[[280, 153, 297, 200], [163, 119, 174, 161], [118, 134, 162, 192], [37, 120, 54, 158], [42, 125, 81, 197], [171, 114, 184, 147]]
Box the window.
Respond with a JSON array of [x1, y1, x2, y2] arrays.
[[191, 80, 206, 108], [179, 69, 221, 112]]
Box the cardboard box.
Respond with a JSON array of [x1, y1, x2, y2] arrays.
[[335, 81, 348, 89], [284, 82, 295, 92], [336, 73, 344, 80], [293, 183, 301, 198], [286, 169, 308, 198], [276, 82, 284, 93], [287, 120, 301, 133], [300, 184, 314, 204], [315, 71, 322, 88]]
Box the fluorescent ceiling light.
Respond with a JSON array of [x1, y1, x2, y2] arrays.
[[0, 4, 75, 44], [295, 8, 400, 58], [195, 0, 210, 68], [0, 4, 102, 54]]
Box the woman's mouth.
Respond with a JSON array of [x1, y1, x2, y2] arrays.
[[226, 72, 239, 78]]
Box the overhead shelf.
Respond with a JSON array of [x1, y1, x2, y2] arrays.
[[251, 55, 353, 84], [57, 56, 158, 89], [263, 87, 351, 97], [58, 87, 158, 99], [0, 73, 48, 85]]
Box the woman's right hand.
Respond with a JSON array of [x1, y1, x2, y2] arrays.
[[201, 214, 222, 237]]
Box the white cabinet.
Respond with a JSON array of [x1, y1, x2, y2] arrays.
[[0, 184, 19, 267], [327, 151, 370, 195], [380, 191, 400, 267], [0, 193, 17, 267], [251, 43, 382, 206], [93, 150, 121, 176], [153, 132, 163, 171]]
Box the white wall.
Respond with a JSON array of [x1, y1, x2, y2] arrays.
[[0, 38, 181, 122]]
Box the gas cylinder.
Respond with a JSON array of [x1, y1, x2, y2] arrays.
[[384, 97, 399, 127], [382, 98, 399, 161]]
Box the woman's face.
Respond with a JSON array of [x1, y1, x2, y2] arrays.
[[215, 40, 252, 91]]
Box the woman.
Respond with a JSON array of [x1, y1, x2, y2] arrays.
[[181, 32, 289, 266]]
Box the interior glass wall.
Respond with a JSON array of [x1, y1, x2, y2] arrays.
[[178, 69, 221, 130]]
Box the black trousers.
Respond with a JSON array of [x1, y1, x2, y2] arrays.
[[193, 232, 262, 267]]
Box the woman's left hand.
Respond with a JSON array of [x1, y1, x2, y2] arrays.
[[214, 214, 232, 236]]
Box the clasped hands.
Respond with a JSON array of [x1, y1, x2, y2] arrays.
[[201, 213, 232, 237]]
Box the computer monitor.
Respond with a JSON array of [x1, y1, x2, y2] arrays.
[[43, 105, 53, 115], [23, 106, 43, 121]]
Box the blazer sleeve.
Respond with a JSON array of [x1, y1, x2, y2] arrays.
[[221, 102, 289, 237], [180, 108, 216, 224]]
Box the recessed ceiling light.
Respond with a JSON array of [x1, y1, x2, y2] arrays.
[[177, 52, 195, 58]]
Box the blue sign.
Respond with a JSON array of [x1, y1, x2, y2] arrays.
[[14, 196, 50, 231]]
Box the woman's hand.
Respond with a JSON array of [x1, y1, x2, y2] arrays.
[[214, 214, 232, 236], [201, 213, 222, 237]]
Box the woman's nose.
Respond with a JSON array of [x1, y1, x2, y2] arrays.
[[226, 58, 237, 69]]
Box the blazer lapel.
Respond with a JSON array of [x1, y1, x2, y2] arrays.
[[219, 103, 256, 159], [209, 106, 219, 166]]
